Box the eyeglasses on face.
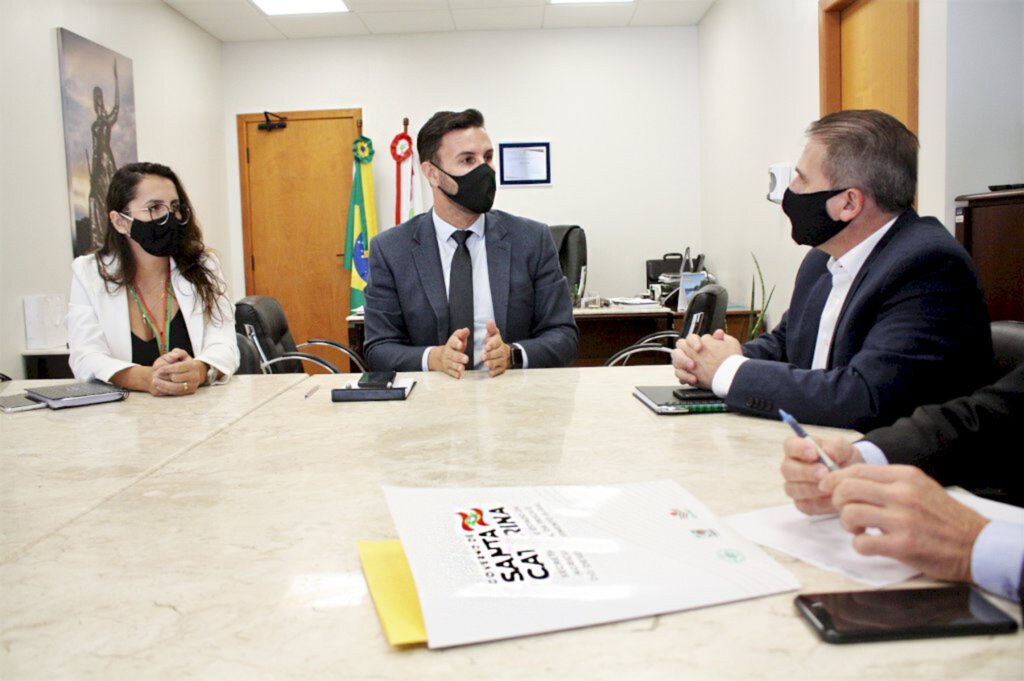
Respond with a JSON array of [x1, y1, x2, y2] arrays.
[[119, 201, 191, 226]]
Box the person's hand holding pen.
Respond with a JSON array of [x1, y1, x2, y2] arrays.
[[781, 434, 864, 515]]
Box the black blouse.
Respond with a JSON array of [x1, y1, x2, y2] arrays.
[[131, 309, 195, 366]]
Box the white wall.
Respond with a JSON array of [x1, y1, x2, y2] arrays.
[[697, 0, 821, 327], [917, 0, 949, 222], [697, 0, 1024, 329], [221, 27, 701, 302], [944, 0, 1024, 228], [0, 0, 226, 378]]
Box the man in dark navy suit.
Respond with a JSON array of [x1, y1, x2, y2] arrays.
[[673, 110, 992, 431]]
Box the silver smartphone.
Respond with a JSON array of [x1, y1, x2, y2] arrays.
[[0, 393, 46, 413]]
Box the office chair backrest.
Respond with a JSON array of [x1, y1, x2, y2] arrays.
[[680, 284, 728, 337], [234, 296, 303, 373], [992, 320, 1024, 378], [235, 333, 264, 375], [549, 225, 587, 295]]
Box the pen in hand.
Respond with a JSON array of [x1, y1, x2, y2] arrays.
[[778, 409, 840, 472]]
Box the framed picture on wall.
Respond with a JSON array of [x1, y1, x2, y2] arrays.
[[57, 28, 138, 257], [499, 142, 551, 186]]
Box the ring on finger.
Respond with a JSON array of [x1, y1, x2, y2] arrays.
[[183, 381, 189, 392]]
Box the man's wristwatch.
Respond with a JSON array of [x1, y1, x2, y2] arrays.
[[509, 344, 524, 369]]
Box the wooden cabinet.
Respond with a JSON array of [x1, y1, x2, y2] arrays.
[[955, 189, 1024, 322]]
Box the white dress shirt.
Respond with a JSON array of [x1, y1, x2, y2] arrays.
[[420, 212, 528, 371]]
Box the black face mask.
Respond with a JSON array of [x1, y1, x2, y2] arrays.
[[435, 163, 496, 215], [128, 214, 186, 257], [782, 187, 851, 247]]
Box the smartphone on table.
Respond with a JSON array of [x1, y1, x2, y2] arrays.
[[0, 393, 46, 413], [357, 371, 397, 389], [795, 585, 1018, 644]]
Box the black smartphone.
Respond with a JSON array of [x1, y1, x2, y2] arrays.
[[795, 586, 1018, 644], [672, 388, 720, 402], [358, 371, 397, 389]]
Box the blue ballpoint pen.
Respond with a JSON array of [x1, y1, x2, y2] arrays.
[[778, 409, 840, 472]]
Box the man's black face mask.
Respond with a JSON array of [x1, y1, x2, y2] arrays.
[[434, 163, 496, 215], [782, 187, 851, 247]]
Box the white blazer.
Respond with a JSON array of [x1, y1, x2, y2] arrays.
[[68, 253, 240, 383]]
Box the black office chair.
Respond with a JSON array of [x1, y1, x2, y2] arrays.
[[992, 320, 1024, 378], [235, 333, 263, 375], [549, 225, 587, 302], [235, 296, 367, 374], [604, 285, 729, 367]]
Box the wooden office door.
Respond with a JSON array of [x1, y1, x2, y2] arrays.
[[238, 109, 360, 371], [819, 0, 918, 134]]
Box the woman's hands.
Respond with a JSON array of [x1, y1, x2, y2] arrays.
[[150, 349, 209, 396]]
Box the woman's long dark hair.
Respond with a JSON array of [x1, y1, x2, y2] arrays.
[[95, 162, 226, 323]]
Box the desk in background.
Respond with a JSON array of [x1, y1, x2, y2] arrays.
[[347, 307, 755, 367], [1, 367, 1019, 679], [22, 348, 73, 379]]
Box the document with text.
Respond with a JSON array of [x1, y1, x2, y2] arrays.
[[725, 491, 1024, 587], [383, 480, 799, 648]]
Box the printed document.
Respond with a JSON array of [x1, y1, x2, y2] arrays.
[[383, 480, 799, 648]]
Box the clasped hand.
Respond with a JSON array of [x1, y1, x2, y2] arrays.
[[672, 329, 742, 388], [148, 348, 208, 396]]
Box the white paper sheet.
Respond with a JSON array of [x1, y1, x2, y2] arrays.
[[725, 491, 1024, 587], [384, 480, 799, 648]]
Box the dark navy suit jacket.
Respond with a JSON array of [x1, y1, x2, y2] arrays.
[[364, 210, 579, 371], [730, 210, 993, 431]]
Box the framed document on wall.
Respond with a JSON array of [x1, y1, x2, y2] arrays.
[[499, 142, 551, 186]]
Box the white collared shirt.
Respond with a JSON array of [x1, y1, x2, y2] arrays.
[[810, 216, 896, 369], [420, 211, 495, 371]]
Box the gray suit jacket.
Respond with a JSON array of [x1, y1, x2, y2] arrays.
[[363, 210, 579, 371]]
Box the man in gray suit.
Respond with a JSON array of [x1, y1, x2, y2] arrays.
[[364, 109, 578, 378]]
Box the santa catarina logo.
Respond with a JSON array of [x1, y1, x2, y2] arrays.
[[456, 508, 489, 532]]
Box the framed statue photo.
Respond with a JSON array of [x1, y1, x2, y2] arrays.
[[57, 28, 138, 257]]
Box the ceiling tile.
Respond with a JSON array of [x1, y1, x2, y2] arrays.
[[344, 0, 448, 11], [543, 3, 636, 29], [196, 17, 286, 41], [452, 6, 544, 31], [630, 0, 711, 26], [164, 0, 266, 22], [448, 0, 543, 8], [270, 13, 370, 37], [359, 9, 456, 34]]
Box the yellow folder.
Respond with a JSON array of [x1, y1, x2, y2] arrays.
[[357, 540, 428, 647]]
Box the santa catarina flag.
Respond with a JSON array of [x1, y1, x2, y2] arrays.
[[391, 126, 423, 226]]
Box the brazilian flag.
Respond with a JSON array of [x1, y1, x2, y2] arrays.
[[344, 135, 379, 311]]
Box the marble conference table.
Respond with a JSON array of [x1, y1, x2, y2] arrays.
[[1, 367, 1020, 679]]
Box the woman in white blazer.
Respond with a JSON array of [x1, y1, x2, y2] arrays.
[[68, 162, 239, 395]]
